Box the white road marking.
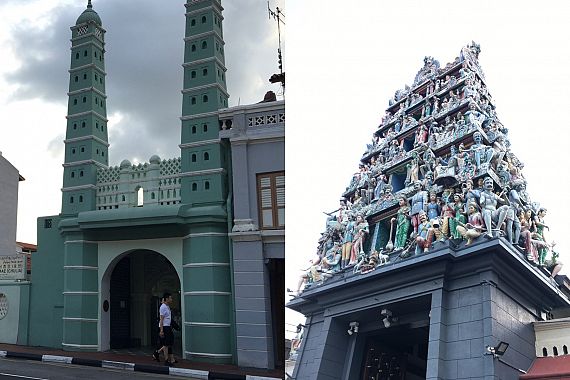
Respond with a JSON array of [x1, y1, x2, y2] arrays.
[[0, 373, 49, 380]]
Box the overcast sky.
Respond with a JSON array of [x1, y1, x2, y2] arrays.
[[1, 0, 282, 245], [286, 0, 570, 330]]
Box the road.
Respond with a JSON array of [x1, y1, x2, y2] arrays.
[[0, 358, 199, 379]]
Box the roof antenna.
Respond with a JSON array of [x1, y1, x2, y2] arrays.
[[268, 2, 285, 95]]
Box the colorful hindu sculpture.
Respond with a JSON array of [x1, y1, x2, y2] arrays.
[[295, 42, 561, 294]]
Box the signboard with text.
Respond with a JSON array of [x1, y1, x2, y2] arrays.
[[0, 255, 26, 280]]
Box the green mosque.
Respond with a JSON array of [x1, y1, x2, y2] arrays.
[[0, 0, 285, 370]]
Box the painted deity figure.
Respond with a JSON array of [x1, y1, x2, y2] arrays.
[[534, 208, 549, 266], [470, 131, 494, 172], [415, 211, 433, 254], [479, 177, 509, 238], [455, 202, 485, 245], [465, 102, 486, 129], [350, 215, 369, 265], [449, 193, 467, 239], [373, 174, 388, 200], [392, 196, 411, 250], [427, 191, 441, 221], [341, 214, 355, 268], [321, 242, 342, 272], [409, 181, 428, 234], [504, 182, 525, 245], [405, 151, 420, 186]]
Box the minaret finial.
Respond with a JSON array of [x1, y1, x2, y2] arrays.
[[87, 0, 92, 9]]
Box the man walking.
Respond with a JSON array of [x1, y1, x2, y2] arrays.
[[153, 292, 176, 366]]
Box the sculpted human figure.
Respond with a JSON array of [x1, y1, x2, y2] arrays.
[[461, 179, 480, 213], [534, 207, 549, 265], [409, 181, 428, 234], [414, 124, 429, 146], [373, 174, 388, 200], [350, 215, 369, 265], [419, 149, 436, 178], [427, 191, 441, 221], [479, 177, 509, 238], [465, 102, 486, 129], [470, 131, 494, 172], [392, 195, 411, 250], [415, 211, 433, 254], [504, 182, 525, 245], [341, 214, 355, 268], [405, 151, 420, 186], [449, 193, 467, 239], [456, 202, 485, 245]]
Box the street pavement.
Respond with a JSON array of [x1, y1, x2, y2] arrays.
[[0, 357, 185, 379]]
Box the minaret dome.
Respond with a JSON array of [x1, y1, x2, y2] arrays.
[[76, 0, 102, 26]]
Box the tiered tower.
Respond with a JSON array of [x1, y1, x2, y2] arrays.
[[288, 43, 569, 380], [62, 0, 109, 216], [179, 0, 234, 363]]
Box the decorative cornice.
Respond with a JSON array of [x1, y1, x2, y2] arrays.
[[181, 83, 229, 98], [63, 265, 98, 270], [185, 1, 224, 14], [183, 30, 224, 44], [70, 39, 104, 51], [179, 139, 220, 149], [182, 232, 228, 239], [182, 56, 226, 71], [69, 63, 106, 75], [62, 159, 108, 169], [180, 110, 220, 121], [67, 86, 107, 99], [183, 262, 229, 268], [66, 110, 108, 122], [64, 135, 109, 147], [62, 317, 98, 322], [185, 4, 224, 16], [183, 291, 231, 296], [61, 184, 97, 192], [178, 168, 226, 177]]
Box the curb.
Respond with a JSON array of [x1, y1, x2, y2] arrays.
[[0, 350, 281, 380]]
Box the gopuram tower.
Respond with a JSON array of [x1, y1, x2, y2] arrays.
[[288, 43, 570, 379]]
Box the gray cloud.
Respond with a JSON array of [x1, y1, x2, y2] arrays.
[[3, 0, 281, 165]]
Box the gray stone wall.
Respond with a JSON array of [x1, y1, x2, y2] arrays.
[[0, 154, 19, 256]]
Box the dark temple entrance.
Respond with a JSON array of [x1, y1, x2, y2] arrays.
[[360, 325, 429, 380]]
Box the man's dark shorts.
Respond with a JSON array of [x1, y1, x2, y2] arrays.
[[159, 326, 174, 346]]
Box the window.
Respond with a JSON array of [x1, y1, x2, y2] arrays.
[[74, 76, 78, 82], [82, 96, 87, 103], [192, 183, 197, 191], [191, 153, 197, 162], [205, 181, 210, 190], [204, 152, 209, 161], [44, 219, 52, 229], [84, 50, 87, 57], [257, 171, 285, 229], [70, 196, 74, 204], [191, 70, 196, 78], [73, 123, 77, 130], [201, 41, 207, 49], [203, 124, 208, 132], [203, 95, 208, 102], [191, 97, 196, 105], [202, 68, 208, 76], [201, 15, 206, 23], [75, 52, 79, 59], [83, 73, 87, 80], [74, 99, 78, 105], [82, 122, 86, 128], [191, 44, 196, 52], [80, 170, 84, 177], [191, 126, 196, 134], [80, 147, 85, 153], [136, 187, 144, 206], [79, 195, 83, 203], [191, 19, 196, 26], [71, 172, 75, 178]]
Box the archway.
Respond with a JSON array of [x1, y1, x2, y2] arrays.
[[100, 249, 181, 354]]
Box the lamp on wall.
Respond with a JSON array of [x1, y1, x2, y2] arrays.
[[347, 321, 359, 336], [381, 309, 397, 328], [486, 341, 509, 358]]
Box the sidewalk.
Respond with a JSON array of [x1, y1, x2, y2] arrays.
[[0, 343, 284, 379]]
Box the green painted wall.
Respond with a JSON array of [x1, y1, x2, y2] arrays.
[[29, 216, 65, 348]]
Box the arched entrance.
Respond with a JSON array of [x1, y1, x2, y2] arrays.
[[100, 249, 181, 354]]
